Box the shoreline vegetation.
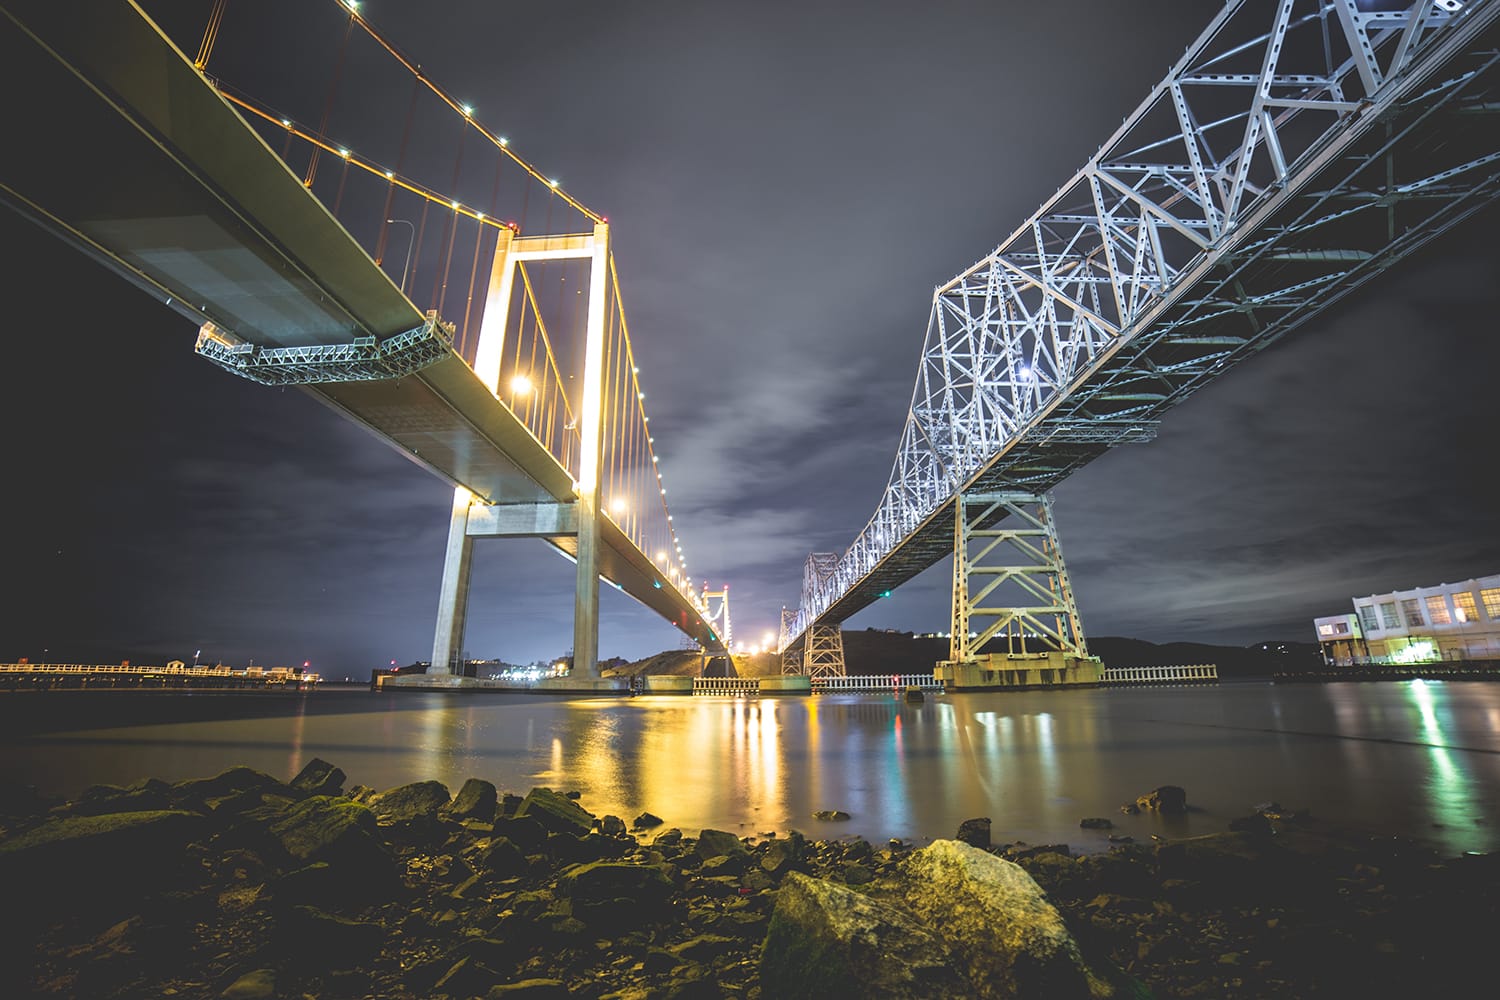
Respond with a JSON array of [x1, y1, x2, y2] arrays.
[[1, 761, 1496, 999]]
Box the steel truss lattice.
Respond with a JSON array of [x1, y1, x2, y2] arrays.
[[785, 0, 1500, 649], [194, 312, 455, 385], [804, 624, 847, 679], [951, 492, 1087, 662]]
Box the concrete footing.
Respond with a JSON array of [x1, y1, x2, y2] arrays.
[[644, 676, 695, 695], [758, 675, 812, 695], [936, 651, 1104, 691]]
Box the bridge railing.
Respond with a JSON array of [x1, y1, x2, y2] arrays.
[[1101, 664, 1218, 685], [691, 678, 761, 697], [811, 674, 944, 694], [784, 0, 1495, 645]]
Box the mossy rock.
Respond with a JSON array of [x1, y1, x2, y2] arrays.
[[513, 787, 593, 836], [761, 871, 965, 998], [0, 809, 207, 916]]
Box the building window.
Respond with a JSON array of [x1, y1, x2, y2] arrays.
[[1333, 620, 1350, 635], [1379, 602, 1402, 630], [1481, 588, 1500, 620], [1358, 605, 1380, 632], [1427, 595, 1452, 624], [1454, 592, 1478, 624], [1401, 599, 1424, 627]]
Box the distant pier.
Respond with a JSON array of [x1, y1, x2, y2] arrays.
[[0, 662, 321, 691]]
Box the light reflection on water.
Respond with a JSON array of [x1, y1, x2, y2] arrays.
[[4, 682, 1500, 854]]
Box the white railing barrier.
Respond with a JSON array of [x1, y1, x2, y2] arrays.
[[1101, 663, 1218, 685], [691, 677, 761, 697], [812, 674, 944, 694]]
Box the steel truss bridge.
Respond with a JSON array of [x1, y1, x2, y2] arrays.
[[0, 0, 727, 680], [783, 0, 1500, 669]]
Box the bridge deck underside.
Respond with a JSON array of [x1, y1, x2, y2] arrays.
[[0, 0, 717, 645], [807, 12, 1500, 636]]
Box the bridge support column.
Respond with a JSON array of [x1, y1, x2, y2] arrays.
[[949, 491, 1088, 662], [430, 488, 475, 674], [571, 221, 611, 680], [805, 624, 847, 678]]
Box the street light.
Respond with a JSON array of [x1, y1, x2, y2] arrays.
[[386, 218, 415, 294]]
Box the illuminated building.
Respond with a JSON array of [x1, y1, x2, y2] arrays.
[[1314, 575, 1500, 665]]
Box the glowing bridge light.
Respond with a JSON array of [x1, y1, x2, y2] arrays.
[[655, 552, 666, 562], [498, 136, 509, 146], [549, 178, 559, 188], [338, 148, 350, 159], [611, 497, 628, 515], [509, 373, 533, 395], [652, 455, 659, 463], [462, 104, 474, 117], [451, 200, 461, 210], [384, 170, 394, 179], [280, 118, 291, 127]]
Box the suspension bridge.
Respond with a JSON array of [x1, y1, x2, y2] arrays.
[[780, 0, 1500, 687], [0, 0, 729, 686]]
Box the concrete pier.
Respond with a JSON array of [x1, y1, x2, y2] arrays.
[[936, 651, 1104, 691]]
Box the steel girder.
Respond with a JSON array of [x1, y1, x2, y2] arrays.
[[784, 0, 1500, 648]]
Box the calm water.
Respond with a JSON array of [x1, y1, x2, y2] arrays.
[[3, 681, 1499, 856]]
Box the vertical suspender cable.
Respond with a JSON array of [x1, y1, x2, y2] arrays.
[[195, 0, 228, 71], [375, 77, 421, 267], [305, 10, 356, 188]]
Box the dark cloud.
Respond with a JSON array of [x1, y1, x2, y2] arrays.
[[2, 1, 1496, 675]]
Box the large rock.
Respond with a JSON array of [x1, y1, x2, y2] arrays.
[[761, 871, 968, 998], [173, 767, 291, 809], [695, 828, 748, 860], [268, 796, 394, 892], [492, 814, 549, 853], [63, 778, 176, 817], [370, 781, 451, 823], [513, 787, 594, 837], [0, 809, 206, 915], [762, 830, 808, 875], [956, 817, 991, 849], [290, 758, 345, 797], [220, 969, 278, 999], [559, 861, 675, 928], [1135, 785, 1187, 814], [482, 836, 528, 877], [448, 778, 498, 821], [903, 840, 1116, 998]]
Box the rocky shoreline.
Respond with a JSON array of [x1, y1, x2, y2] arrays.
[[1, 762, 1496, 999]]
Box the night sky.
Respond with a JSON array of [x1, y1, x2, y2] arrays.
[[2, 1, 1497, 678]]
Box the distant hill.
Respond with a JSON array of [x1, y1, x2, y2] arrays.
[[613, 630, 1322, 679]]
